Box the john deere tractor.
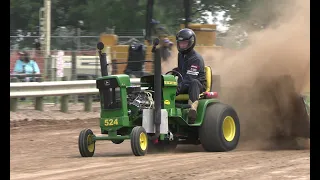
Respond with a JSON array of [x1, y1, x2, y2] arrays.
[[78, 39, 240, 157]]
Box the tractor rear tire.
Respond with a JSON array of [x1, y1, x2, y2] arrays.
[[130, 126, 148, 156], [199, 103, 240, 152], [78, 128, 95, 157]]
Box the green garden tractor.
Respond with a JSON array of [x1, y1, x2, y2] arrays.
[[78, 38, 241, 156]]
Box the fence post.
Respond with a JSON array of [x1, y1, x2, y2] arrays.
[[60, 95, 69, 113], [71, 51, 78, 104], [84, 76, 93, 112], [60, 76, 69, 112], [10, 78, 19, 112], [35, 77, 44, 111], [47, 55, 53, 81]]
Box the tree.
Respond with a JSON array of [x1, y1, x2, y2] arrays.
[[10, 0, 42, 34], [10, 0, 287, 49], [82, 0, 145, 33]]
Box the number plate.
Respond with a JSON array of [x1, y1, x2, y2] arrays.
[[104, 118, 119, 126]]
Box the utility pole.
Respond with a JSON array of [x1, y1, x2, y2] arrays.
[[39, 8, 45, 50], [184, 0, 191, 28], [145, 0, 154, 45], [44, 0, 51, 79]]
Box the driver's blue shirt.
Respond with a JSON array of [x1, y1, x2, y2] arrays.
[[14, 59, 40, 74]]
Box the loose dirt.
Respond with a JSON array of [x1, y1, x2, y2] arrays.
[[10, 0, 310, 179], [10, 118, 310, 180]]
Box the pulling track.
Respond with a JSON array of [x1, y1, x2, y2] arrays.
[[10, 118, 310, 180]]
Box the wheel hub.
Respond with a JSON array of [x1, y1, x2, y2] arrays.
[[222, 116, 236, 142], [139, 132, 148, 151]]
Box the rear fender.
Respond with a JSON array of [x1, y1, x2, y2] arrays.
[[193, 99, 220, 126]]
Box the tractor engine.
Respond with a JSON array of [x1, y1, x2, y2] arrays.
[[128, 90, 154, 111]]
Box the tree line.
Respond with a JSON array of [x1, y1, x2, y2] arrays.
[[10, 0, 287, 49]]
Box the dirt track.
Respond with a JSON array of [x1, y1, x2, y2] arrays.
[[10, 118, 310, 180]]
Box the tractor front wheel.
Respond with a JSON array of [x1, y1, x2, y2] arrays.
[[78, 128, 96, 157], [199, 103, 240, 152], [130, 126, 148, 156]]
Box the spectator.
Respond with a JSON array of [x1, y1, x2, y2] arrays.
[[160, 38, 173, 61], [13, 51, 40, 74], [160, 38, 174, 73]]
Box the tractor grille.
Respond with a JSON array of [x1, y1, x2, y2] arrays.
[[96, 78, 121, 110], [100, 88, 121, 110]]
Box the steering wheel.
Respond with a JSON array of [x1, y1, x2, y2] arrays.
[[165, 70, 183, 82]]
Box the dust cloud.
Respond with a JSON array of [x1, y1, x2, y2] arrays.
[[164, 0, 310, 150], [203, 0, 310, 150], [161, 49, 178, 73]]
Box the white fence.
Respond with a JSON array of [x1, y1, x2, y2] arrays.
[[10, 78, 140, 112]]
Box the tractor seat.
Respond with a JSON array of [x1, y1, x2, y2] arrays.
[[175, 66, 213, 101]]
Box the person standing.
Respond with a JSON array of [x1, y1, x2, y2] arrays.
[[13, 51, 40, 75]]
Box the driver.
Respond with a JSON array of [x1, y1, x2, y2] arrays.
[[173, 28, 206, 124]]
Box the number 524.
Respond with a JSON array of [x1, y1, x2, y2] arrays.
[[104, 119, 119, 126]]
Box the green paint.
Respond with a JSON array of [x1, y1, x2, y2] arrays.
[[99, 115, 130, 132], [94, 135, 130, 141], [192, 99, 220, 126], [160, 134, 165, 140], [98, 75, 131, 133], [162, 75, 178, 110], [94, 73, 222, 143], [96, 74, 131, 87]]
